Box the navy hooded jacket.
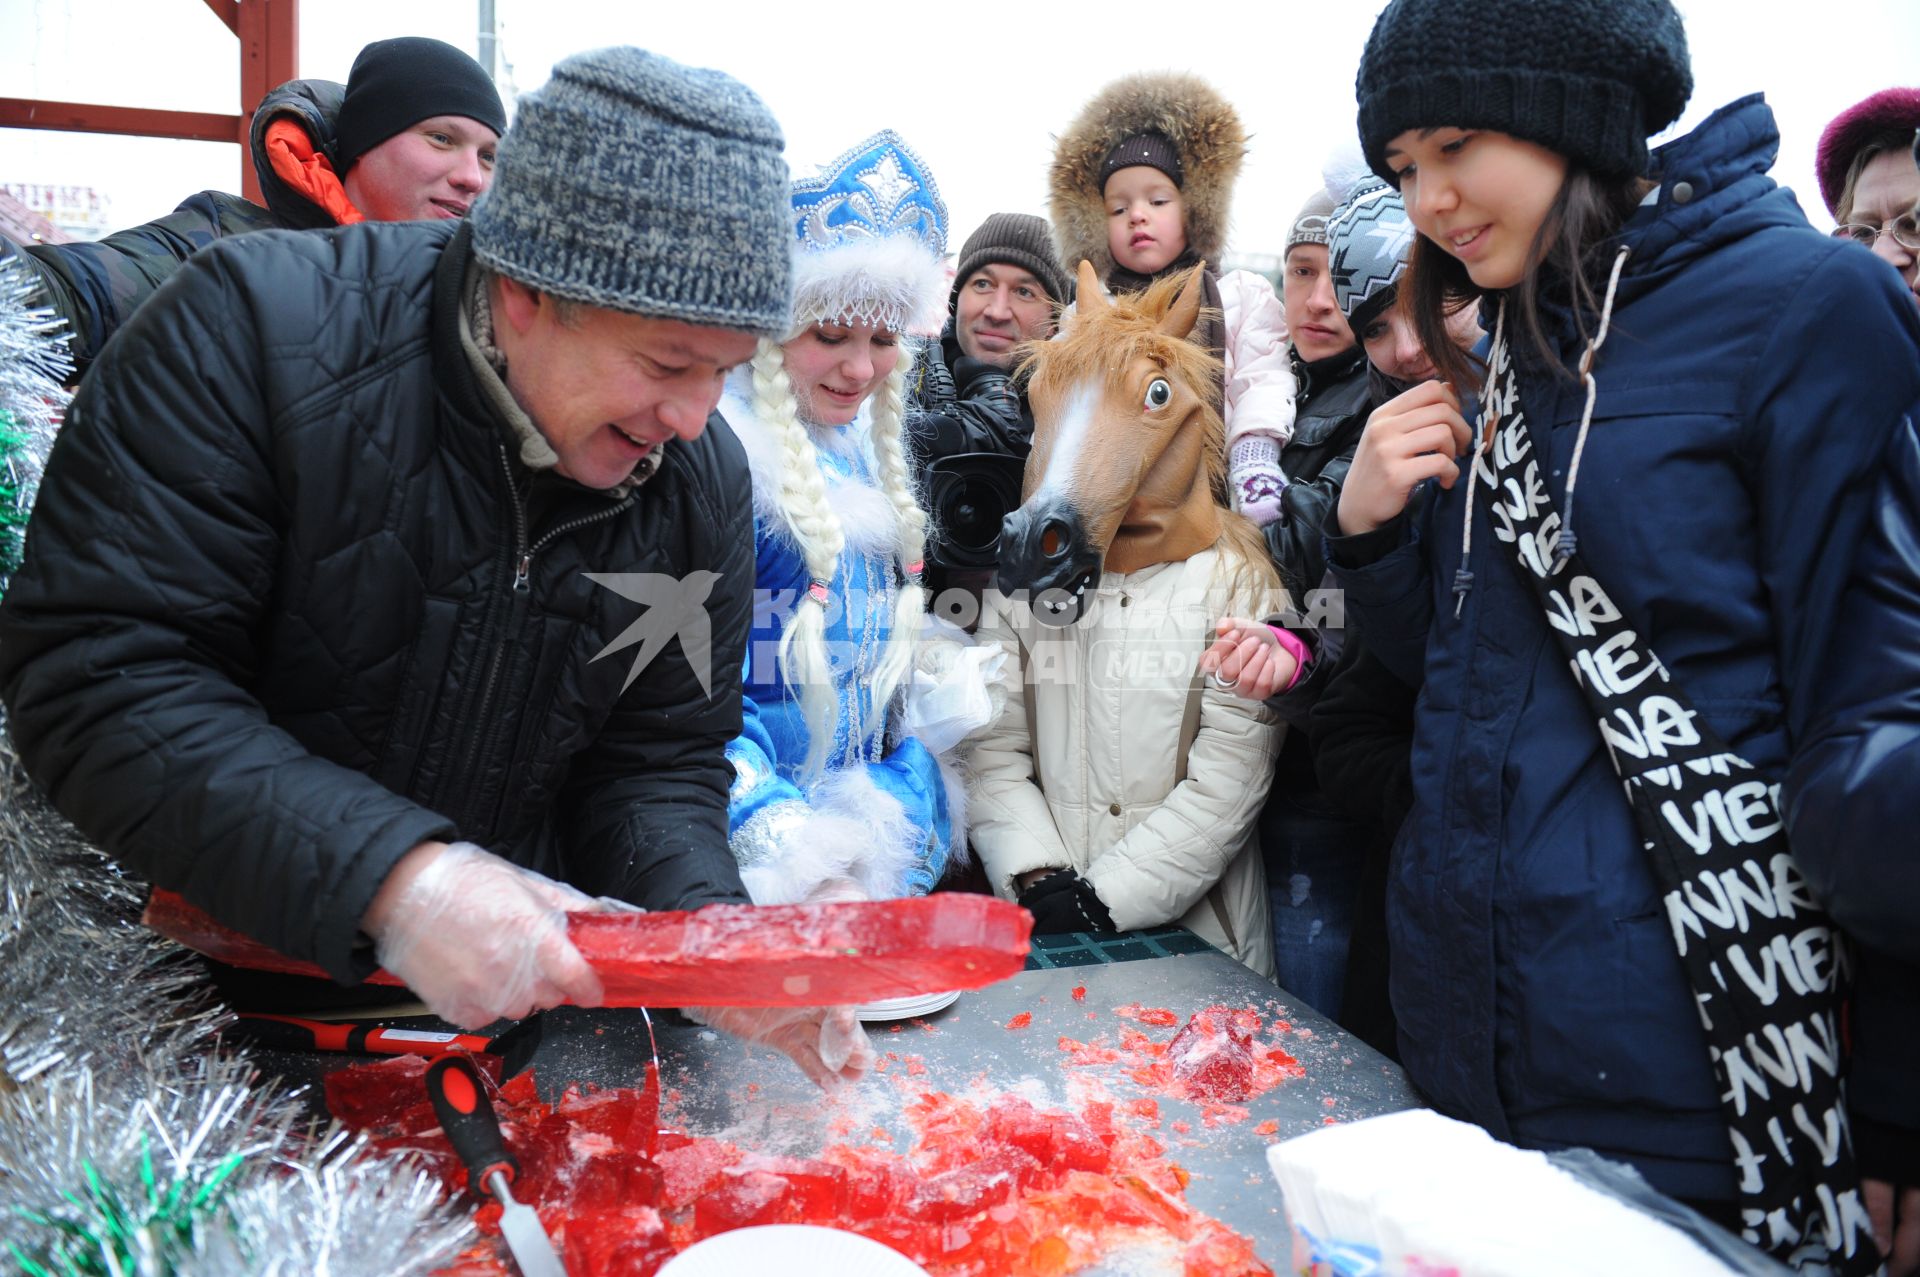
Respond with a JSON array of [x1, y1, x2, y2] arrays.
[[1326, 96, 1920, 1201]]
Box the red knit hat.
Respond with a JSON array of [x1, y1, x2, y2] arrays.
[[1816, 87, 1920, 218]]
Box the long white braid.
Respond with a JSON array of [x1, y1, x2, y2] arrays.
[[865, 352, 929, 730], [752, 338, 843, 780]]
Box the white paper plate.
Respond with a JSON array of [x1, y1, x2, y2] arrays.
[[659, 1224, 929, 1277], [854, 989, 961, 1022]]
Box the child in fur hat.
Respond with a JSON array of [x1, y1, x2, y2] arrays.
[[1050, 72, 1296, 526]]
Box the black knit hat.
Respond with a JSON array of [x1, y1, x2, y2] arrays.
[[949, 213, 1071, 313], [333, 36, 508, 175], [1355, 0, 1693, 184], [1100, 132, 1183, 191]]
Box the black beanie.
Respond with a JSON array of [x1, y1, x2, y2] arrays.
[[1355, 0, 1693, 185], [949, 212, 1072, 313], [1100, 132, 1184, 191], [333, 36, 508, 175]]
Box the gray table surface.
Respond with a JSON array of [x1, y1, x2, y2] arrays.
[[254, 950, 1422, 1273]]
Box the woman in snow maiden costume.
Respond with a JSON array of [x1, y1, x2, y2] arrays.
[[720, 130, 964, 906], [1333, 0, 1920, 1269]]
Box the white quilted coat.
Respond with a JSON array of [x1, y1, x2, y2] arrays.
[[967, 549, 1283, 978]]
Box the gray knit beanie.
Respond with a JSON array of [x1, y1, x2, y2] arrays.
[[1285, 187, 1338, 256], [470, 47, 792, 336]]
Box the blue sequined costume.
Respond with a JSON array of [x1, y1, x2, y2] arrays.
[[720, 393, 960, 904]]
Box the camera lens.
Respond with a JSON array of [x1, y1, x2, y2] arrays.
[[945, 478, 1005, 555], [926, 453, 1028, 571]]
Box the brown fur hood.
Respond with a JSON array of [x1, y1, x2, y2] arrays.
[[1049, 72, 1247, 283]]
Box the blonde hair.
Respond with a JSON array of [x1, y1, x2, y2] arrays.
[[755, 337, 931, 781]]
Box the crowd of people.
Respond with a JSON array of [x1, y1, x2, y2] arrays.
[[1, 0, 1917, 1271]]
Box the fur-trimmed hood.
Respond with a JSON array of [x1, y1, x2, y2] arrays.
[[1049, 72, 1247, 283]]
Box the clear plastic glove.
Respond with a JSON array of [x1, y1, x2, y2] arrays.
[[364, 840, 610, 1029], [687, 1003, 875, 1089]]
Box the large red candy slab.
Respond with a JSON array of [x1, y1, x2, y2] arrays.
[[574, 895, 1032, 1006], [143, 891, 1030, 1007]]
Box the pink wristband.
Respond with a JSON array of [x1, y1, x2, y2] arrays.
[[1265, 625, 1312, 693]]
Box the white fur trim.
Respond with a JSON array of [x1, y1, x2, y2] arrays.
[[721, 383, 905, 558], [791, 235, 949, 336], [736, 769, 924, 904]]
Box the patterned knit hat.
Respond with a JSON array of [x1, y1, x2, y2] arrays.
[[949, 212, 1070, 313], [1815, 87, 1920, 218], [1356, 0, 1693, 184], [470, 47, 792, 336], [788, 130, 949, 335], [1327, 177, 1416, 330]]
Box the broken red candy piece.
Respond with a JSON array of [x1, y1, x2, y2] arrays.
[[1114, 1003, 1181, 1028], [1004, 1012, 1033, 1030], [727, 1154, 846, 1222], [323, 1054, 433, 1132], [1071, 986, 1087, 1002], [1167, 1007, 1257, 1103], [565, 1207, 673, 1277], [657, 1139, 744, 1208], [573, 895, 1032, 1007], [1182, 1218, 1271, 1276], [692, 1170, 791, 1239], [144, 891, 1030, 1009], [911, 1145, 1042, 1221], [565, 1151, 665, 1215], [1254, 1119, 1280, 1136]]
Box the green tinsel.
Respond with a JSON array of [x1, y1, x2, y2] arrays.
[[7, 1136, 247, 1276]]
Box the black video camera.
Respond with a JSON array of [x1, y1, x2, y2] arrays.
[[924, 452, 1029, 572]]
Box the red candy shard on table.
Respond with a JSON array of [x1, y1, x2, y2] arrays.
[[143, 890, 1031, 1006]]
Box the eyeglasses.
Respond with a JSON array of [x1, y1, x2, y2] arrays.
[[1832, 214, 1920, 252]]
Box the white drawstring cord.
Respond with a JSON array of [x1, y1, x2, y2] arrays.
[[1453, 303, 1508, 618], [1557, 244, 1633, 566]]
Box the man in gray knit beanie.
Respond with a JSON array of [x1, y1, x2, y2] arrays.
[[0, 47, 881, 1088]]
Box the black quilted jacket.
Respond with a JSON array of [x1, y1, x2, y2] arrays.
[[0, 220, 754, 983]]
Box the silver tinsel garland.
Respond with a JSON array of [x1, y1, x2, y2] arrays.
[[0, 257, 70, 602], [0, 260, 477, 1274]]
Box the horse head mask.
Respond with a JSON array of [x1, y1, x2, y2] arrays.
[[998, 260, 1258, 625]]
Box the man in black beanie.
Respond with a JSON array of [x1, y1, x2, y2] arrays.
[[1, 35, 505, 374], [333, 36, 508, 223]]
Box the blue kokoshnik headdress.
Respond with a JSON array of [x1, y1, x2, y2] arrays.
[[788, 129, 950, 335]]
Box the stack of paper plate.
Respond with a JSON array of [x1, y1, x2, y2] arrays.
[[659, 1224, 929, 1276], [854, 989, 961, 1022]]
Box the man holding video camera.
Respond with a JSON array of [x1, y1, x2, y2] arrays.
[[909, 213, 1068, 617]]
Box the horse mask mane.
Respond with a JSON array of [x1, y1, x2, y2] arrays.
[[998, 260, 1273, 625]]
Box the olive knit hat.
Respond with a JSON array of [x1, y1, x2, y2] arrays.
[[1355, 0, 1693, 185], [470, 47, 793, 336]]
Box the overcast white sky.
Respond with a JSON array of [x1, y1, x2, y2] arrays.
[[4, 0, 1917, 249]]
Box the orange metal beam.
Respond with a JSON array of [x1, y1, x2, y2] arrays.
[[3, 0, 300, 206], [202, 0, 239, 36], [236, 1, 300, 204], [0, 98, 243, 146]]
